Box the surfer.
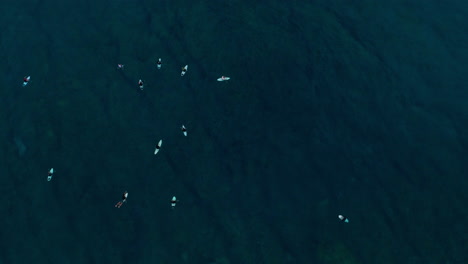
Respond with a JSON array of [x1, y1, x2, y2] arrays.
[[115, 191, 128, 208], [23, 76, 30, 86], [217, 76, 230, 82], [138, 79, 144, 90], [338, 214, 349, 223], [171, 196, 178, 208], [181, 65, 188, 76], [47, 168, 54, 181], [157, 58, 162, 69], [181, 125, 187, 136], [154, 139, 162, 154]]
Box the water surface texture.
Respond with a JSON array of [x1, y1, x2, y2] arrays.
[[0, 0, 467, 263]]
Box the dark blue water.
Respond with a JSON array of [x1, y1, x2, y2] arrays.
[[1, 0, 467, 263]]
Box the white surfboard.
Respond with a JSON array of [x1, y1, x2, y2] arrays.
[[154, 139, 162, 154], [217, 76, 230, 82], [181, 125, 187, 136]]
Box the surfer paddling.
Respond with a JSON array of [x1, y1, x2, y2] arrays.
[[157, 58, 162, 69], [154, 139, 162, 154], [47, 168, 54, 181], [23, 76, 30, 86], [181, 125, 187, 136], [115, 191, 128, 208], [181, 65, 188, 76], [138, 79, 144, 90], [338, 214, 349, 223], [171, 196, 178, 209]]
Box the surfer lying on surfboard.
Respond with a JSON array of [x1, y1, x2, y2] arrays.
[[181, 65, 188, 76], [115, 191, 128, 208]]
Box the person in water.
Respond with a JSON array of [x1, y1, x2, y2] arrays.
[[115, 191, 128, 208], [138, 80, 144, 90]]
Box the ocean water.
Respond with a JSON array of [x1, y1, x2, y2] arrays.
[[0, 0, 467, 263]]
